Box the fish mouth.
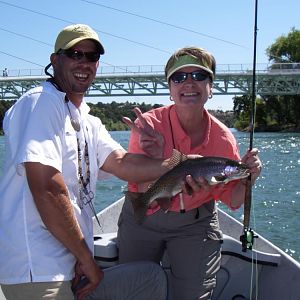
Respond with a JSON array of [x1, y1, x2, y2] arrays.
[[222, 165, 250, 182], [233, 169, 250, 180], [240, 171, 250, 179]]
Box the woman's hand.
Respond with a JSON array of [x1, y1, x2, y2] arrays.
[[182, 175, 219, 195], [123, 107, 164, 158], [241, 148, 262, 184]]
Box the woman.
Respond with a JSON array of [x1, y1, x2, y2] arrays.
[[117, 46, 262, 300]]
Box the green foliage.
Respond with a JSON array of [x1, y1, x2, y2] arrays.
[[234, 27, 300, 132], [208, 110, 235, 128], [0, 100, 163, 133], [88, 102, 235, 130], [88, 101, 160, 131], [0, 99, 235, 133], [266, 28, 300, 63]]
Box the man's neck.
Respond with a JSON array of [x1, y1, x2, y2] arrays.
[[66, 94, 83, 108]]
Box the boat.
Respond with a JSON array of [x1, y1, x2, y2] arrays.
[[1, 196, 300, 299], [92, 197, 300, 300]]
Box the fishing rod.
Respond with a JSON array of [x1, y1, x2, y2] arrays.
[[240, 0, 259, 252]]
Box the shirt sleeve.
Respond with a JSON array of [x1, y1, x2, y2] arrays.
[[96, 121, 125, 179], [7, 90, 65, 175], [127, 120, 148, 191]]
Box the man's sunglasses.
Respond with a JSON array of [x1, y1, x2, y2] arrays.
[[170, 71, 210, 84], [58, 49, 101, 62]]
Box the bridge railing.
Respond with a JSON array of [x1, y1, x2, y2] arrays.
[[2, 63, 300, 77]]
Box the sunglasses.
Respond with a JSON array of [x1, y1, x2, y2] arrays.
[[170, 71, 210, 84], [58, 49, 100, 62]]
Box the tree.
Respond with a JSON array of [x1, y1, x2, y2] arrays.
[[265, 28, 300, 129], [234, 28, 300, 131], [266, 27, 300, 63]]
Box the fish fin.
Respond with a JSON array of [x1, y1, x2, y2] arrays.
[[125, 191, 149, 224], [156, 198, 172, 211], [169, 149, 188, 167], [172, 149, 188, 162]]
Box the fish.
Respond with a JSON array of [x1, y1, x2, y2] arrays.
[[126, 156, 250, 223]]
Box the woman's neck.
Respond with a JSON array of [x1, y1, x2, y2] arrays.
[[175, 106, 207, 148], [176, 107, 204, 131]]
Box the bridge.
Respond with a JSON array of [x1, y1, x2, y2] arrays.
[[1, 63, 300, 100]]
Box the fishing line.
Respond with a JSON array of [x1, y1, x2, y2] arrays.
[[240, 0, 258, 251], [252, 197, 259, 300], [239, 0, 259, 298]]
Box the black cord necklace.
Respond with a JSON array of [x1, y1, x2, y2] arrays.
[[47, 78, 101, 228], [66, 101, 81, 132], [47, 79, 81, 132]]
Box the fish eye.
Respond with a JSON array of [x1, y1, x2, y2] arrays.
[[224, 166, 238, 175]]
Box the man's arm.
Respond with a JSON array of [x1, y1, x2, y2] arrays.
[[101, 149, 170, 182], [24, 162, 102, 298]]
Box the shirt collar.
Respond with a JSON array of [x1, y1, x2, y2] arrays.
[[169, 105, 211, 151]]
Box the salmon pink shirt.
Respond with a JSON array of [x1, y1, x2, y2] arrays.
[[128, 104, 242, 214]]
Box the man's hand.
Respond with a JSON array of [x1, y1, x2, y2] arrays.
[[72, 257, 104, 300]]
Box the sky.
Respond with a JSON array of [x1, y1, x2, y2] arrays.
[[0, 0, 299, 110]]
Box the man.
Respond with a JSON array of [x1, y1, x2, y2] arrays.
[[2, 68, 8, 76], [0, 24, 170, 300]]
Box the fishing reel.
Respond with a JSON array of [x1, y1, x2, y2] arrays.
[[240, 227, 258, 252]]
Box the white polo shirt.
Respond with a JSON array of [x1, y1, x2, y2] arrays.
[[0, 82, 123, 284]]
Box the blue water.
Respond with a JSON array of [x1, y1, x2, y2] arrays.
[[0, 131, 299, 262]]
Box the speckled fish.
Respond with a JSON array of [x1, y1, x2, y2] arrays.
[[126, 156, 250, 223]]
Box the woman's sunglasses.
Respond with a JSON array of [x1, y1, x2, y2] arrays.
[[58, 49, 100, 62], [170, 71, 210, 84]]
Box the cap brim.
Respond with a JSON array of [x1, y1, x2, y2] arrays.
[[61, 37, 105, 54]]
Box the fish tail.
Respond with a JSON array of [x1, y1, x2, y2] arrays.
[[125, 191, 149, 224]]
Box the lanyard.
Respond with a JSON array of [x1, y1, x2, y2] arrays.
[[65, 105, 102, 230], [48, 81, 102, 229], [76, 131, 102, 229]]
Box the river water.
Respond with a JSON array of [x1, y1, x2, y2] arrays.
[[0, 131, 299, 262]]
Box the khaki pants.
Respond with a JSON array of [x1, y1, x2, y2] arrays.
[[1, 281, 73, 300], [118, 199, 222, 300], [1, 262, 167, 300]]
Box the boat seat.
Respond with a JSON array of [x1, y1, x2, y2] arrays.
[[93, 232, 281, 268], [94, 232, 118, 268]]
